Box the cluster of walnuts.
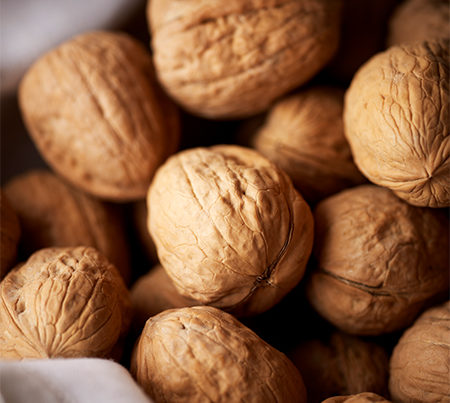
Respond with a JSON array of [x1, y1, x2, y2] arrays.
[[1, 0, 449, 402]]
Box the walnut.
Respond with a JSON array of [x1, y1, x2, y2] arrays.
[[387, 0, 450, 46], [131, 306, 306, 402], [0, 192, 20, 279], [148, 145, 314, 316], [4, 170, 130, 282], [344, 40, 449, 207], [389, 301, 450, 402], [148, 0, 342, 118], [0, 246, 131, 359], [19, 31, 180, 201], [322, 392, 391, 403], [131, 265, 196, 330], [289, 332, 389, 403], [252, 87, 365, 203], [307, 185, 449, 335]]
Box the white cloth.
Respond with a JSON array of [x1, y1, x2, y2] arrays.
[[0, 358, 152, 403]]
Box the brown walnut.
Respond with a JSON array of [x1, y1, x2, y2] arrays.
[[322, 392, 391, 403], [0, 246, 131, 359], [0, 192, 20, 279], [148, 0, 342, 118], [307, 185, 449, 335], [19, 31, 180, 201], [344, 40, 449, 207], [148, 145, 314, 316], [252, 87, 365, 203], [131, 306, 307, 403], [389, 301, 450, 403]]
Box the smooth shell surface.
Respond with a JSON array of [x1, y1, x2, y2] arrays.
[[148, 145, 314, 316], [307, 185, 449, 335], [131, 306, 307, 403], [149, 0, 341, 118], [344, 40, 449, 207], [389, 301, 450, 403], [19, 31, 179, 201], [0, 193, 21, 279], [0, 246, 131, 359]]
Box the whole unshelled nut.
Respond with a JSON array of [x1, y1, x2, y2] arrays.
[[0, 192, 20, 279], [131, 306, 307, 403], [148, 145, 314, 316], [322, 393, 391, 403], [19, 31, 180, 201]]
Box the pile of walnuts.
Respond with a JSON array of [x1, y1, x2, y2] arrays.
[[1, 0, 449, 402]]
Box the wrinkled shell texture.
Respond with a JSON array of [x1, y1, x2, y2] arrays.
[[389, 301, 450, 403], [307, 185, 449, 335], [19, 31, 180, 201], [4, 170, 130, 282], [322, 392, 391, 403], [148, 145, 314, 316], [131, 306, 306, 403], [149, 0, 341, 118], [290, 332, 388, 403], [388, 0, 450, 46], [344, 40, 449, 207], [0, 193, 20, 279], [252, 87, 365, 203], [0, 247, 131, 359]]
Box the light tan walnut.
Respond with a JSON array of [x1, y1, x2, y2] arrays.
[[4, 170, 131, 282], [290, 332, 389, 403], [0, 192, 20, 279], [389, 301, 450, 403], [0, 246, 131, 359], [307, 185, 449, 335], [252, 87, 365, 203], [344, 40, 449, 207], [322, 392, 391, 403], [148, 0, 342, 118], [148, 145, 314, 316], [387, 0, 450, 46], [131, 306, 307, 403], [19, 31, 180, 201]]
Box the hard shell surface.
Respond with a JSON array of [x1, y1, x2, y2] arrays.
[[0, 193, 21, 279], [19, 31, 180, 201], [148, 145, 314, 316], [307, 185, 449, 335], [149, 0, 341, 118], [389, 301, 450, 403], [0, 246, 131, 359], [344, 40, 449, 207], [322, 392, 391, 403], [131, 306, 307, 403]]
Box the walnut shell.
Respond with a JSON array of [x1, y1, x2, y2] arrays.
[[290, 332, 389, 403], [0, 246, 131, 359], [19, 31, 180, 201], [389, 301, 450, 402], [131, 264, 196, 330], [344, 40, 449, 207], [307, 185, 449, 335], [252, 87, 365, 203], [131, 306, 306, 403], [322, 392, 391, 403], [387, 0, 450, 47], [4, 170, 130, 282], [148, 0, 341, 118], [0, 192, 20, 279], [148, 145, 314, 316]]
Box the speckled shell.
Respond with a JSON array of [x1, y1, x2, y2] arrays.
[[148, 0, 341, 118], [0, 246, 131, 359], [19, 31, 180, 201], [389, 301, 450, 403], [344, 40, 449, 207], [0, 193, 20, 279], [131, 306, 307, 403], [322, 392, 391, 403], [148, 145, 314, 316], [307, 185, 449, 335], [4, 171, 130, 282], [252, 87, 365, 203], [388, 0, 450, 46]]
